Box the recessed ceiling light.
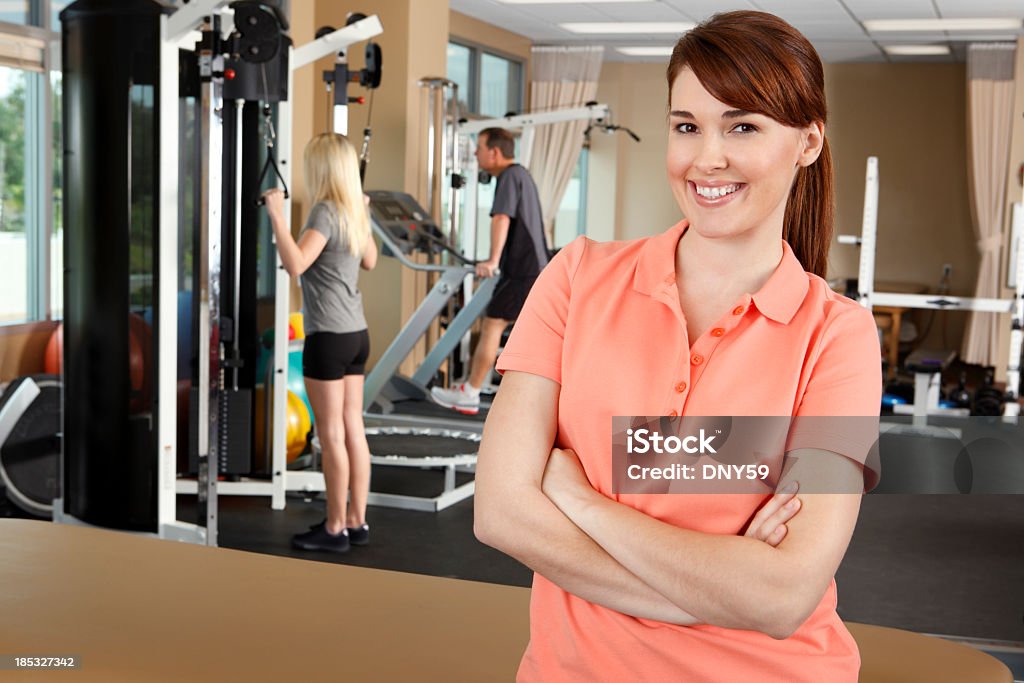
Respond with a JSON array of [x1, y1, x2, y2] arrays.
[[883, 45, 951, 55], [864, 18, 1023, 32], [561, 22, 695, 34], [616, 46, 675, 56]]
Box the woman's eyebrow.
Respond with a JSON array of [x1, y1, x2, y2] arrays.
[[669, 109, 755, 119]]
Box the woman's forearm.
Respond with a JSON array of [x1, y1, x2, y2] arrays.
[[477, 487, 700, 625], [557, 486, 836, 639]]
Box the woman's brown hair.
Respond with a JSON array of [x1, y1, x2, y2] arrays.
[[667, 11, 833, 277]]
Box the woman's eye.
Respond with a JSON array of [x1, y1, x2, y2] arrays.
[[675, 122, 698, 134], [733, 123, 759, 133]]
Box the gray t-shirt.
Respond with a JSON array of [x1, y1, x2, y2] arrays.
[[299, 201, 367, 335], [491, 163, 548, 279]]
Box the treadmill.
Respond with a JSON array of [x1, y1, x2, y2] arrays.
[[363, 190, 497, 433]]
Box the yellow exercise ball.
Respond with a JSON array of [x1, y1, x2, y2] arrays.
[[285, 390, 312, 462], [254, 386, 312, 463]]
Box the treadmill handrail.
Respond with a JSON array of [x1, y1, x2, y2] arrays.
[[371, 220, 473, 273]]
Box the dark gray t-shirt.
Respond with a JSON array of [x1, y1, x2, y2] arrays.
[[299, 201, 367, 335], [491, 164, 549, 279]]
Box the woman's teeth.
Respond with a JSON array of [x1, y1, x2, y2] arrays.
[[695, 184, 740, 199]]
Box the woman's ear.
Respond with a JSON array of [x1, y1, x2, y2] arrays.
[[798, 121, 825, 167]]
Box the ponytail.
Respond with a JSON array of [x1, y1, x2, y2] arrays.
[[783, 137, 833, 278]]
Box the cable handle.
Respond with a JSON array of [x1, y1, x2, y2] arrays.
[[254, 151, 290, 206]]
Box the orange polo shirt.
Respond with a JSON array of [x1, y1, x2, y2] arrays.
[[496, 220, 882, 682]]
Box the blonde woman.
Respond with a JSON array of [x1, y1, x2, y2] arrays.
[[263, 133, 378, 553]]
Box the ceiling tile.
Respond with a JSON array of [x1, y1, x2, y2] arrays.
[[934, 0, 1024, 17], [659, 0, 762, 23], [815, 41, 886, 62], [449, 0, 1022, 62], [841, 0, 937, 20]]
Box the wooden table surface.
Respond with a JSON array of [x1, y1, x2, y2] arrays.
[[0, 519, 1011, 682]]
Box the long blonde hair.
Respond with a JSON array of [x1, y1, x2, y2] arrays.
[[303, 133, 370, 257]]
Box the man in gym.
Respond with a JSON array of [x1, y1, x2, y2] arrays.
[[431, 127, 549, 415]]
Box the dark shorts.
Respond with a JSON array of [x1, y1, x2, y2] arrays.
[[302, 330, 370, 380], [487, 276, 536, 321]]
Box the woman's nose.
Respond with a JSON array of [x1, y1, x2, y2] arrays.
[[693, 135, 727, 173]]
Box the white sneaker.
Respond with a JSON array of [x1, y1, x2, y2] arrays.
[[430, 384, 481, 415]]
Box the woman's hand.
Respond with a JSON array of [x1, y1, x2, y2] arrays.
[[262, 188, 286, 219], [541, 448, 595, 514], [743, 482, 801, 547]]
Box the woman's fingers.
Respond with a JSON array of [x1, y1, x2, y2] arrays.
[[744, 482, 800, 543], [757, 497, 800, 546]]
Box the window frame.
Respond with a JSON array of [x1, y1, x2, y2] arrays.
[[0, 4, 58, 328], [447, 38, 525, 118]]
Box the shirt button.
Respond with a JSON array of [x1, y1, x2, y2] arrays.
[[732, 306, 744, 316], [711, 327, 725, 337], [690, 354, 703, 365], [675, 381, 687, 393], [668, 409, 678, 417]]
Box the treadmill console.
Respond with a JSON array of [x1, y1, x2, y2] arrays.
[[367, 190, 446, 255]]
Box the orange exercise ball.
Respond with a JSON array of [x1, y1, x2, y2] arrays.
[[43, 318, 152, 414], [128, 313, 153, 414], [44, 324, 62, 375]]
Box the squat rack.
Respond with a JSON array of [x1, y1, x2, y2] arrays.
[[840, 155, 1023, 421]]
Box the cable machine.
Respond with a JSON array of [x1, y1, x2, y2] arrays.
[[53, 1, 382, 544]]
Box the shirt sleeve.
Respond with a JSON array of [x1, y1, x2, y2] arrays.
[[495, 236, 587, 384], [786, 304, 883, 489], [490, 169, 520, 219], [302, 202, 335, 242]]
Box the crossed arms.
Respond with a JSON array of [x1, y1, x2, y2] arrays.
[[474, 371, 862, 639]]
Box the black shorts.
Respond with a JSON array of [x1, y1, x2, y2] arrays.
[[486, 277, 536, 321], [302, 330, 370, 380]]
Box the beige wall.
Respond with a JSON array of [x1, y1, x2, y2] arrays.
[[587, 62, 680, 243], [826, 63, 974, 355], [587, 61, 982, 358], [449, 11, 531, 63]]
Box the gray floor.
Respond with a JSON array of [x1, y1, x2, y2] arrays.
[[837, 495, 1024, 643]]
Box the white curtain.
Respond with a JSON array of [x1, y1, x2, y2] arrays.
[[962, 43, 1016, 366], [527, 46, 603, 245]]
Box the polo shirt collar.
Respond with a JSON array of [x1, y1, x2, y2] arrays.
[[632, 222, 809, 325], [750, 240, 808, 324], [632, 220, 687, 296]]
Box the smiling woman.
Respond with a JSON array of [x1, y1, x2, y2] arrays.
[[474, 10, 884, 683]]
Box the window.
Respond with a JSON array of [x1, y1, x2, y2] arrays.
[[0, 1, 29, 26], [479, 53, 520, 118], [0, 65, 30, 322], [446, 42, 472, 115], [0, 3, 58, 325], [446, 40, 523, 117], [552, 148, 588, 249], [49, 69, 60, 317]]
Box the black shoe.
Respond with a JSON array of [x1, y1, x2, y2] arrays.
[[292, 524, 350, 553], [347, 523, 370, 546]]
